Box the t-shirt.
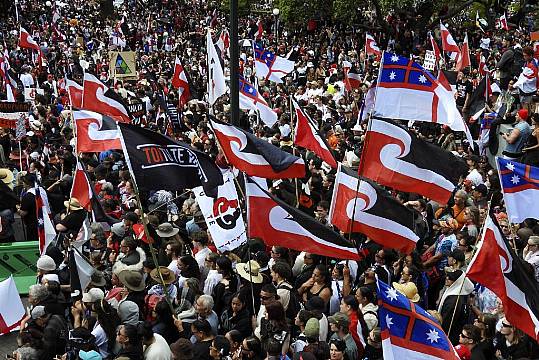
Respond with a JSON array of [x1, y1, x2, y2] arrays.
[[59, 209, 87, 235], [505, 121, 532, 155], [456, 79, 473, 107], [143, 333, 172, 360]]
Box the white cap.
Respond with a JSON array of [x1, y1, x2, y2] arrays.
[[82, 288, 105, 303]]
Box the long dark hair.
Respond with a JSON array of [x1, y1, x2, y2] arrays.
[[342, 295, 369, 342], [94, 300, 121, 352], [179, 255, 201, 279], [265, 301, 288, 330]]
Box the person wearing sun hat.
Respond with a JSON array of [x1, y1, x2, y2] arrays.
[[392, 281, 421, 303], [236, 260, 264, 284], [148, 266, 178, 299], [56, 197, 87, 236], [0, 167, 17, 243]]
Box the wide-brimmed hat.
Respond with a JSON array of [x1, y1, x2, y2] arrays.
[[89, 270, 107, 287], [0, 168, 14, 189], [150, 266, 176, 285], [236, 260, 263, 284], [392, 282, 420, 303], [156, 222, 179, 238], [64, 198, 83, 211], [118, 270, 145, 291]]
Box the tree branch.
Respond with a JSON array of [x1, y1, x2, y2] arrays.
[[427, 0, 479, 28]]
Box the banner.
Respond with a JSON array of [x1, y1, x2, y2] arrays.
[[127, 98, 145, 124], [0, 102, 30, 129], [194, 171, 247, 252], [109, 51, 137, 79], [24, 88, 44, 103]]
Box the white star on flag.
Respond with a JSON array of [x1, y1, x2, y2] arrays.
[[506, 163, 515, 171], [248, 88, 254, 93], [389, 71, 397, 80], [38, 218, 44, 226], [391, 54, 399, 62], [385, 314, 394, 329], [511, 175, 520, 184], [426, 328, 440, 343], [386, 287, 399, 301], [418, 74, 427, 83]]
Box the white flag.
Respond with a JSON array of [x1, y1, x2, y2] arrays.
[[0, 276, 25, 334], [194, 171, 247, 252], [207, 30, 227, 106]]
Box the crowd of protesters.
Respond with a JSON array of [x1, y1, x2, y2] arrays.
[[0, 0, 539, 359]]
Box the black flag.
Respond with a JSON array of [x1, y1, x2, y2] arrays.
[[117, 123, 223, 196]]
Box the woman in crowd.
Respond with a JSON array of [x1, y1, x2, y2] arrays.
[[115, 324, 144, 360]]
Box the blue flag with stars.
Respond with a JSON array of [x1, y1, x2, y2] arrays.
[[253, 43, 294, 84], [497, 157, 539, 223], [376, 279, 459, 359]]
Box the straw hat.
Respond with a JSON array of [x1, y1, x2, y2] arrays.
[[235, 260, 263, 284], [64, 198, 83, 211], [392, 281, 420, 303], [150, 266, 177, 285], [0, 168, 14, 189]]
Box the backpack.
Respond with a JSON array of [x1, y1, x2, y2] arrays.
[[277, 283, 302, 320], [510, 47, 525, 78]]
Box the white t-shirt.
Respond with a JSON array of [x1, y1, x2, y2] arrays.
[[203, 269, 223, 295], [144, 333, 172, 360]]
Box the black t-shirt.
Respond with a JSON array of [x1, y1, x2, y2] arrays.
[[20, 191, 37, 225], [59, 209, 87, 235], [456, 79, 473, 107]]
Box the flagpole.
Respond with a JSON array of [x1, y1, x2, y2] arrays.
[[289, 95, 300, 208], [116, 130, 175, 313]]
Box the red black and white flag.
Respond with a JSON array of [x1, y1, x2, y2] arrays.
[[18, 27, 43, 68], [467, 213, 539, 341], [359, 118, 467, 205], [437, 70, 457, 94], [440, 23, 461, 61], [66, 77, 83, 108], [292, 99, 337, 168], [71, 161, 93, 211], [343, 61, 361, 91], [428, 32, 441, 62], [171, 57, 191, 106], [455, 33, 471, 71], [329, 164, 419, 254], [209, 118, 305, 179], [74, 110, 122, 153], [365, 33, 381, 60], [246, 177, 361, 260], [82, 73, 131, 123]]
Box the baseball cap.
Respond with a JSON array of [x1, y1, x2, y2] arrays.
[[82, 288, 105, 303], [327, 312, 350, 328]]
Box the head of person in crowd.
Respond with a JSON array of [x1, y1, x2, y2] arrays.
[[195, 294, 215, 318], [210, 335, 231, 360], [177, 255, 201, 279], [329, 338, 347, 360], [270, 246, 289, 264], [328, 312, 350, 338]]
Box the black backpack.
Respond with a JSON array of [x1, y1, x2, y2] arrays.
[[510, 47, 525, 78], [277, 283, 303, 320]]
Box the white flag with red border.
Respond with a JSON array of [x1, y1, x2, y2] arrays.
[[0, 276, 25, 335]]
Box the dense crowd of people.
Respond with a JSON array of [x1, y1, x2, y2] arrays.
[[0, 0, 539, 359]]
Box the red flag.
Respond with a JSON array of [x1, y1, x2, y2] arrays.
[[18, 27, 40, 51], [82, 73, 131, 123], [71, 161, 93, 211], [499, 13, 509, 31], [74, 110, 122, 153], [467, 214, 539, 341], [66, 78, 83, 108], [365, 33, 381, 60], [343, 61, 361, 91], [440, 23, 461, 61], [455, 33, 470, 71], [171, 57, 191, 106], [292, 99, 337, 168], [255, 19, 263, 40], [19, 27, 43, 69], [429, 32, 441, 61]]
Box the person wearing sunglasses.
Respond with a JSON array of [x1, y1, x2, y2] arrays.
[[456, 324, 482, 360], [523, 235, 539, 282], [472, 314, 497, 359], [495, 318, 530, 359]]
